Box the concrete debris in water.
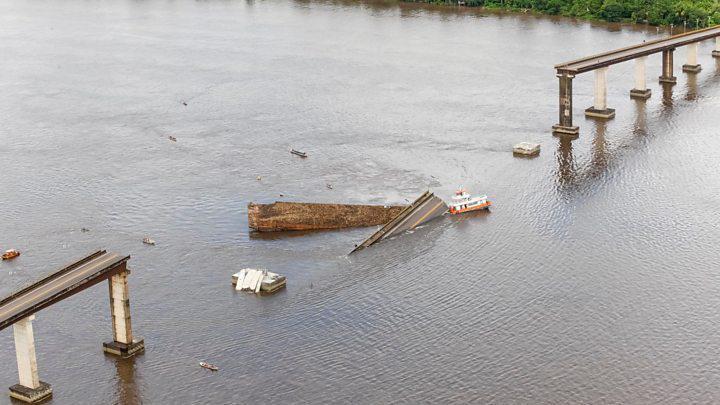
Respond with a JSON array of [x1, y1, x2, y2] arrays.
[[351, 191, 448, 253], [248, 202, 406, 232], [142, 237, 156, 246], [513, 142, 540, 157], [232, 269, 286, 294]]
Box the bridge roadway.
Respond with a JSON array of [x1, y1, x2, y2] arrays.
[[556, 25, 720, 74], [351, 191, 448, 253], [0, 250, 129, 331]]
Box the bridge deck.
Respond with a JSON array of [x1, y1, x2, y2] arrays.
[[0, 250, 129, 331], [556, 25, 720, 75]]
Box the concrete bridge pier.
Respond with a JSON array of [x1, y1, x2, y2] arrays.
[[102, 270, 144, 357], [585, 67, 615, 119], [713, 37, 720, 58], [683, 43, 702, 73], [9, 316, 52, 403], [630, 56, 652, 99], [659, 49, 677, 84], [552, 73, 579, 137]]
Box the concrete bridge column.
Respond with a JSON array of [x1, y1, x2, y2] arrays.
[[9, 316, 52, 403], [659, 49, 677, 84], [585, 67, 615, 119], [683, 43, 702, 73], [103, 270, 144, 357], [552, 73, 579, 137], [713, 37, 720, 58], [630, 56, 651, 99]]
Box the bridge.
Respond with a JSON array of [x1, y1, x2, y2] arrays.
[[1, 250, 143, 403], [552, 25, 720, 136]]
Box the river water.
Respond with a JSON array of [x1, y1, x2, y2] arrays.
[[1, 0, 720, 404]]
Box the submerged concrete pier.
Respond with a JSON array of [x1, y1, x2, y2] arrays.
[[554, 25, 720, 136]]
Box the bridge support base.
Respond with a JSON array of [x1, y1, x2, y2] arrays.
[[660, 49, 677, 84], [103, 269, 144, 358], [8, 382, 52, 404], [713, 51, 720, 58], [552, 125, 579, 138], [584, 107, 615, 119], [103, 339, 145, 357], [630, 89, 652, 100], [9, 316, 52, 403], [682, 64, 702, 73]]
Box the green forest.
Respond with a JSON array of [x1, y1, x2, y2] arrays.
[[409, 0, 720, 26]]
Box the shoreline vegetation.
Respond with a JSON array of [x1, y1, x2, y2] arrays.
[[401, 0, 720, 27]]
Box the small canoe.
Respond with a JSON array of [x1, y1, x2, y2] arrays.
[[290, 149, 307, 158], [2, 249, 20, 260], [200, 362, 219, 371]]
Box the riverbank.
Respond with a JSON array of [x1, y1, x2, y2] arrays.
[[402, 0, 720, 27]]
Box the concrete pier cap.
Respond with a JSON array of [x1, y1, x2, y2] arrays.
[[713, 37, 720, 58]]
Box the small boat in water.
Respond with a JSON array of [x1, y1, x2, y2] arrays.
[[290, 149, 307, 158], [142, 237, 156, 246], [448, 188, 491, 215], [2, 249, 20, 260], [200, 362, 219, 371]]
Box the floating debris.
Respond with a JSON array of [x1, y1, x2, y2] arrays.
[[448, 188, 491, 215], [513, 142, 540, 157], [81, 227, 90, 233], [256, 176, 262, 181], [248, 202, 406, 232], [326, 184, 333, 190], [232, 268, 286, 294], [351, 191, 447, 253], [182, 101, 188, 106], [168, 136, 177, 142], [290, 149, 307, 158], [142, 237, 156, 246], [199, 362, 218, 371], [2, 249, 20, 260]]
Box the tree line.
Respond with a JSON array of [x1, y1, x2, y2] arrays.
[[408, 0, 720, 26]]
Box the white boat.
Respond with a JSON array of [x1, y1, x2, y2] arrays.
[[448, 188, 491, 215]]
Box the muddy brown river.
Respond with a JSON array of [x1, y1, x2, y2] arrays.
[[1, 0, 720, 403]]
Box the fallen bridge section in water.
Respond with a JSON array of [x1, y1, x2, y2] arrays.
[[351, 191, 448, 253], [248, 201, 406, 232]]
